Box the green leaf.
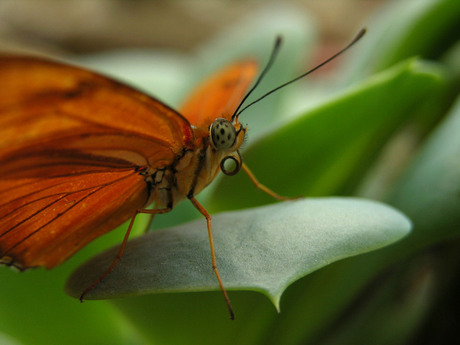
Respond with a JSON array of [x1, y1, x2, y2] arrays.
[[0, 332, 24, 345], [315, 263, 432, 345], [340, 0, 460, 83], [66, 198, 410, 310], [388, 96, 460, 245]]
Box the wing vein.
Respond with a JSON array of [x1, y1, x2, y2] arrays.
[[0, 170, 143, 255]]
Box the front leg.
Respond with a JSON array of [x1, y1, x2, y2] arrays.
[[188, 195, 235, 320]]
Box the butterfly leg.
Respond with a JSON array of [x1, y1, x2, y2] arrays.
[[189, 196, 235, 320], [79, 206, 172, 302], [241, 163, 300, 200]]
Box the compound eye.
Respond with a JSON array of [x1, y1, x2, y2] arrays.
[[210, 118, 237, 150]]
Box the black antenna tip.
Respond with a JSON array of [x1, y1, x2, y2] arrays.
[[275, 36, 283, 48], [354, 28, 367, 42]]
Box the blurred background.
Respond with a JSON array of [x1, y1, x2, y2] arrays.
[[1, 1, 459, 345], [0, 0, 376, 54]]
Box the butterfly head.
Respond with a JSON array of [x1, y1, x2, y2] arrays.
[[209, 117, 247, 176]]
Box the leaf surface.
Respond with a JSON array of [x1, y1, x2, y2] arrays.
[[66, 198, 411, 308]]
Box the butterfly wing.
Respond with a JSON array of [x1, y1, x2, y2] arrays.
[[0, 56, 193, 269], [0, 168, 148, 270], [179, 60, 258, 128]]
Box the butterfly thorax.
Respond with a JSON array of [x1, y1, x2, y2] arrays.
[[146, 118, 246, 209]]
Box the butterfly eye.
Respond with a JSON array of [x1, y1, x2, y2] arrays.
[[210, 118, 237, 150]]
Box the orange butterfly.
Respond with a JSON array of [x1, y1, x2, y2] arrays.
[[0, 29, 365, 319]]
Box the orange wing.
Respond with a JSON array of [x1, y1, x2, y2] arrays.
[[180, 60, 258, 128], [0, 55, 193, 269]]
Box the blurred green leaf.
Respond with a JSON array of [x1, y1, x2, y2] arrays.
[[111, 291, 278, 345], [318, 261, 434, 345], [0, 332, 24, 345], [341, 0, 460, 83], [388, 96, 460, 244]]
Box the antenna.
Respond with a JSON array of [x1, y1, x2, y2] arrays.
[[231, 36, 282, 121], [234, 28, 366, 118]]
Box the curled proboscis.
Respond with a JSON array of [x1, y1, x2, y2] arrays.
[[220, 151, 242, 176]]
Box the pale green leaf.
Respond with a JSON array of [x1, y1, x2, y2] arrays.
[[66, 198, 410, 309]]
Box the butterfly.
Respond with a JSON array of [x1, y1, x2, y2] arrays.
[[0, 29, 365, 319]]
